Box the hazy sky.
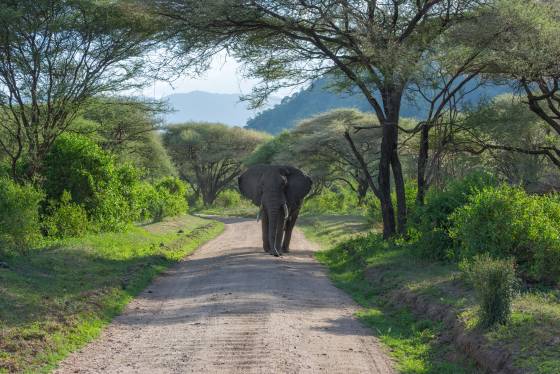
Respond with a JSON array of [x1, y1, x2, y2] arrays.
[[139, 52, 296, 99]]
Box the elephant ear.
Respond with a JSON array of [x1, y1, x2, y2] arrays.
[[284, 166, 313, 207], [238, 165, 266, 206]]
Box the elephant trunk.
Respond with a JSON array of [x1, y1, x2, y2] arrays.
[[268, 208, 285, 257]]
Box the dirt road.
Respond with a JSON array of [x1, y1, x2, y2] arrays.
[[55, 218, 393, 374]]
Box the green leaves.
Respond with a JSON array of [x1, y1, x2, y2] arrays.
[[0, 178, 44, 255], [0, 0, 159, 180], [163, 122, 268, 205], [451, 185, 560, 284], [460, 254, 517, 328]]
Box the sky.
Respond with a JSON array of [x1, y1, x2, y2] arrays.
[[138, 52, 296, 100]]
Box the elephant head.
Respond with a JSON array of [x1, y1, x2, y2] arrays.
[[238, 165, 312, 256]]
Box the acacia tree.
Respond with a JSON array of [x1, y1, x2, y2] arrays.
[[405, 46, 490, 203], [457, 0, 560, 169], [163, 123, 268, 206], [153, 0, 489, 238], [275, 109, 382, 203], [74, 97, 176, 180], [458, 94, 558, 187], [0, 0, 159, 180]]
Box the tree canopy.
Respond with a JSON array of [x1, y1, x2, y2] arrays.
[[153, 0, 492, 237], [73, 97, 176, 180], [284, 109, 382, 201], [163, 123, 269, 205], [0, 0, 159, 180]]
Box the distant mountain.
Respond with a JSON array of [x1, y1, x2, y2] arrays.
[[246, 79, 511, 134], [162, 91, 281, 127]]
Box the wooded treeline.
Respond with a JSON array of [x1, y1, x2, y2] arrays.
[[1, 0, 560, 247], [0, 0, 268, 254], [151, 0, 560, 238]]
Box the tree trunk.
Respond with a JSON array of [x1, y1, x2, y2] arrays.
[[379, 85, 406, 238], [357, 178, 368, 205], [391, 149, 407, 235], [416, 123, 430, 205], [378, 123, 396, 239], [10, 158, 18, 181], [202, 189, 217, 206]]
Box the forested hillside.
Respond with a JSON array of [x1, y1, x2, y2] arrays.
[[246, 78, 511, 134]]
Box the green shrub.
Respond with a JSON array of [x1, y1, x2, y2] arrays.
[[43, 134, 147, 231], [212, 189, 242, 208], [0, 178, 43, 255], [303, 185, 362, 215], [43, 133, 116, 208], [129, 182, 160, 222], [43, 191, 89, 239], [365, 194, 382, 223], [460, 254, 516, 328], [364, 180, 418, 224], [451, 186, 560, 283], [0, 161, 9, 178], [410, 172, 497, 260], [153, 177, 188, 220]]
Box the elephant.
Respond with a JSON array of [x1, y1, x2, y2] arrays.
[[238, 164, 312, 256]]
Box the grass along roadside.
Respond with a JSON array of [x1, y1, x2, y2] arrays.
[[0, 215, 224, 373], [299, 215, 478, 373], [300, 215, 560, 373]]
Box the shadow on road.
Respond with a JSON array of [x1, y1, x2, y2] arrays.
[[112, 221, 369, 338]]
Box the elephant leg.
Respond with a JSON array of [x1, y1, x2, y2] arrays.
[[261, 210, 270, 253], [282, 209, 299, 253]]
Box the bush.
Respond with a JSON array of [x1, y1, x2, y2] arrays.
[[460, 254, 516, 328], [364, 180, 418, 224], [43, 133, 116, 208], [303, 185, 362, 215], [43, 134, 148, 231], [43, 191, 89, 239], [451, 185, 560, 283], [153, 177, 188, 220], [212, 189, 242, 208], [410, 172, 497, 261], [0, 178, 43, 255], [129, 182, 160, 222]]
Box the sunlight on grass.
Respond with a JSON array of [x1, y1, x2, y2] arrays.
[[0, 215, 224, 373], [302, 215, 477, 373], [304, 214, 560, 374]]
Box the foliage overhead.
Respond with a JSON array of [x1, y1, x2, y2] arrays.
[[458, 0, 560, 168], [74, 97, 176, 179], [152, 0, 494, 238], [0, 0, 159, 179]]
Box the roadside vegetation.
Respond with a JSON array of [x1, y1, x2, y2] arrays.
[[296, 178, 560, 373], [299, 216, 478, 373], [2, 1, 560, 373], [0, 215, 223, 373], [0, 2, 264, 372]]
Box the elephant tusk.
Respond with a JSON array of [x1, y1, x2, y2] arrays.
[[274, 235, 280, 257], [256, 204, 263, 222], [283, 203, 289, 220]]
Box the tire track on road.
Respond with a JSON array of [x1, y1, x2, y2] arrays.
[[55, 218, 393, 374]]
